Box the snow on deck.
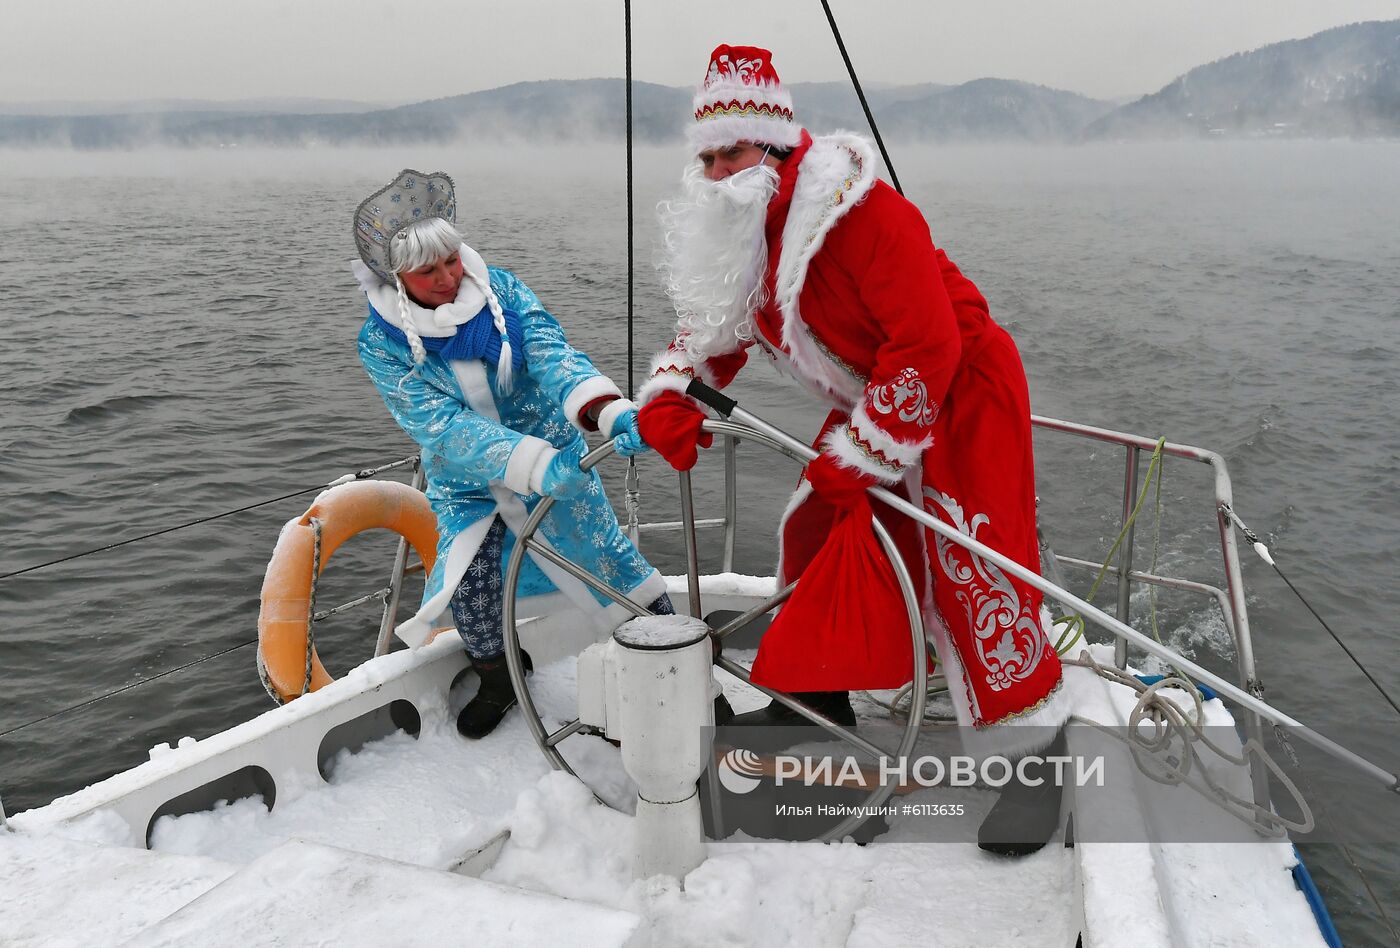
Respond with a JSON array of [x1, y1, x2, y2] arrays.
[[485, 769, 1076, 947], [2, 651, 1082, 947], [143, 656, 624, 866], [125, 839, 645, 947], [1, 621, 1329, 946], [0, 828, 235, 947]]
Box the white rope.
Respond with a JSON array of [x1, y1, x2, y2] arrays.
[[860, 672, 956, 724], [302, 518, 324, 698], [255, 646, 282, 706], [1064, 648, 1314, 836], [853, 646, 1313, 834]]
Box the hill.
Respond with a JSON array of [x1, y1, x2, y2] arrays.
[[0, 78, 1110, 148], [1086, 19, 1400, 139]]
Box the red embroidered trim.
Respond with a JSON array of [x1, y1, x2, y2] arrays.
[[694, 100, 795, 122]]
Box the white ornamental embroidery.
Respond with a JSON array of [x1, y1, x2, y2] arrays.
[[707, 53, 765, 87], [922, 487, 1048, 693], [871, 368, 937, 427]]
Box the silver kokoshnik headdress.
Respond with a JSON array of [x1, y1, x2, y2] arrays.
[[353, 168, 457, 282]]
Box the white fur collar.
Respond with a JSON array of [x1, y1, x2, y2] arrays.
[[351, 243, 492, 338], [772, 132, 878, 406]]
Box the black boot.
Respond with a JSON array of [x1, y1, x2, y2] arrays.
[[729, 691, 857, 728], [456, 651, 532, 739], [977, 728, 1067, 857], [714, 692, 736, 726]]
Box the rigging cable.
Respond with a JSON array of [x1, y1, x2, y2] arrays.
[[1050, 439, 1169, 658], [1222, 503, 1400, 721], [1222, 503, 1400, 937], [0, 636, 259, 741], [817, 0, 903, 195], [621, 0, 644, 546], [0, 455, 418, 583], [0, 454, 425, 738], [624, 0, 635, 399]]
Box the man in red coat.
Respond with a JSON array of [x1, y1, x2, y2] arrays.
[[638, 45, 1069, 853]]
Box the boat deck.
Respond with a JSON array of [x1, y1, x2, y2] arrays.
[[0, 577, 1327, 947]]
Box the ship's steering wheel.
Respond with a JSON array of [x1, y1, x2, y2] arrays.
[[501, 392, 928, 843]]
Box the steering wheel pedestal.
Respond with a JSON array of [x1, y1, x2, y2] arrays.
[[576, 613, 712, 880]]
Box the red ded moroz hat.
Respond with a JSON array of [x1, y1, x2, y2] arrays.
[[689, 44, 801, 152]]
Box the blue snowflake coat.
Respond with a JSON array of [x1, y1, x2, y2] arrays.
[[357, 267, 663, 645]]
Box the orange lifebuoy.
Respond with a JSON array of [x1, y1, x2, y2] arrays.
[[257, 479, 439, 703]]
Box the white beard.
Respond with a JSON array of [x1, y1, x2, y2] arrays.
[[655, 160, 779, 362]]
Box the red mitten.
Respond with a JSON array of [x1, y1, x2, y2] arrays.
[[637, 391, 713, 471], [805, 452, 880, 510]]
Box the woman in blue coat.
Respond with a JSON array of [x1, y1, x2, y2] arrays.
[[353, 169, 668, 738]]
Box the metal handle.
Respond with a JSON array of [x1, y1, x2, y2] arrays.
[[685, 379, 737, 417]]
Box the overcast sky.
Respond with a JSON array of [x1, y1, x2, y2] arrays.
[[7, 0, 1400, 104]]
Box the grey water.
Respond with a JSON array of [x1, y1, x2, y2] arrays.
[[2, 142, 1398, 944]]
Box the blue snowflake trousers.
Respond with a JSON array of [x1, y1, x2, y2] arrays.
[[449, 517, 675, 661]]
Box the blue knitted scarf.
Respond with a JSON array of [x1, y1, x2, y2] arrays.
[[369, 302, 525, 373]]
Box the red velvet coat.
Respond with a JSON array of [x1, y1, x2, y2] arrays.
[[641, 131, 1068, 751]]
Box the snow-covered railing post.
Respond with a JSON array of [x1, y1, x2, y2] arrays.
[[577, 614, 713, 882]]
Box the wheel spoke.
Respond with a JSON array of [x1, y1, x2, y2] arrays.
[[546, 718, 587, 747], [714, 655, 891, 761], [712, 581, 797, 640], [677, 470, 703, 618], [523, 538, 651, 618]]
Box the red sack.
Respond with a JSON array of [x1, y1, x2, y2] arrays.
[[750, 497, 922, 692]]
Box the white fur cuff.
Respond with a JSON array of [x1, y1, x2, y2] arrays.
[[526, 447, 560, 495], [597, 398, 638, 439], [850, 405, 931, 466], [637, 372, 696, 406], [638, 349, 700, 404], [960, 683, 1074, 760], [563, 375, 623, 430], [821, 425, 905, 484], [505, 436, 557, 495]]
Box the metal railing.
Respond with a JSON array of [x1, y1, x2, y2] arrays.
[[626, 415, 1258, 707], [355, 413, 1392, 814], [373, 463, 428, 657], [626, 403, 1398, 814], [221, 402, 1395, 841], [1029, 414, 1270, 810], [692, 392, 1396, 799]]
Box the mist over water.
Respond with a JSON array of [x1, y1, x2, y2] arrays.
[[2, 141, 1398, 944]]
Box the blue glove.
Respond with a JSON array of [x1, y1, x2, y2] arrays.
[[610, 408, 651, 458], [540, 447, 592, 499]]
